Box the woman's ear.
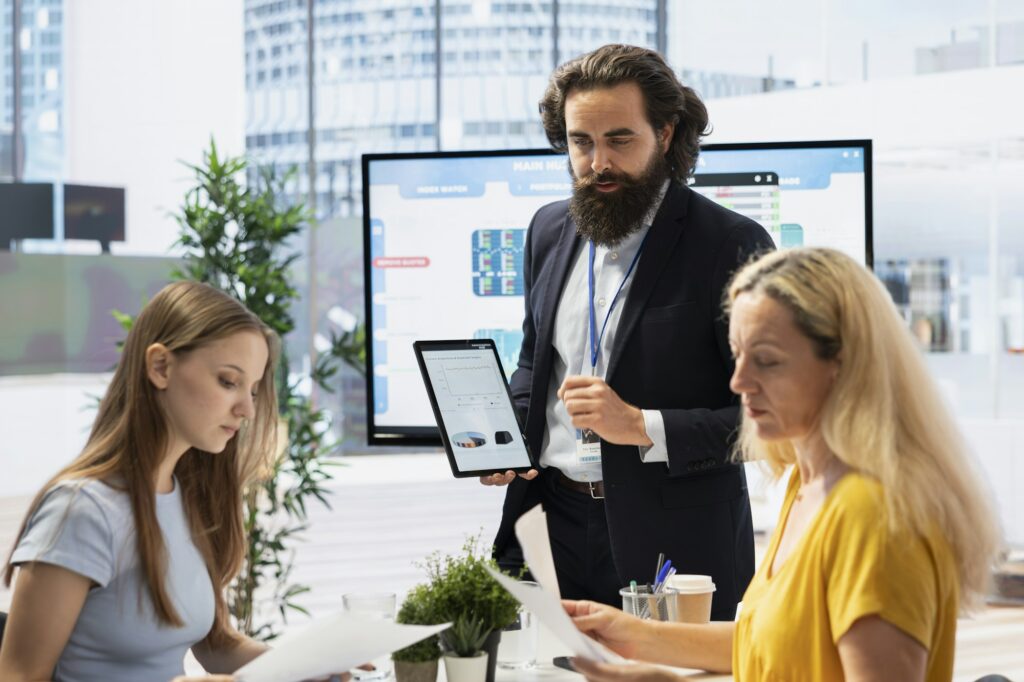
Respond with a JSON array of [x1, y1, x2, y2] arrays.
[[145, 343, 173, 390]]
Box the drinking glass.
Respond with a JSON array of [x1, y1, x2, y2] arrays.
[[496, 580, 538, 669], [342, 591, 397, 680]]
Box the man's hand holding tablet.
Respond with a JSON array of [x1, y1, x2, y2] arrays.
[[479, 468, 539, 486]]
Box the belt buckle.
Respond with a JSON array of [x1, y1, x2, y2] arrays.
[[588, 481, 604, 500]]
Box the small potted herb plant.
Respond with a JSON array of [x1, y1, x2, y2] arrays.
[[392, 584, 441, 682], [440, 616, 489, 682], [416, 534, 522, 682]]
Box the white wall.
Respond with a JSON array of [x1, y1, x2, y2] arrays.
[[704, 67, 1024, 547], [64, 0, 246, 255], [0, 374, 109, 497], [705, 65, 1024, 152]]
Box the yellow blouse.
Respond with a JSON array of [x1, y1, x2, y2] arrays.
[[732, 469, 958, 681]]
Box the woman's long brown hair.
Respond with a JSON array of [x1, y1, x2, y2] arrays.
[[4, 281, 280, 646]]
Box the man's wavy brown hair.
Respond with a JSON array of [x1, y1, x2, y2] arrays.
[[539, 44, 710, 182]]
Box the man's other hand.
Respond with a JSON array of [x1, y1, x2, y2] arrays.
[[558, 376, 653, 446]]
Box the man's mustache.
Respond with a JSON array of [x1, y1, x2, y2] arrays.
[[577, 170, 636, 188]]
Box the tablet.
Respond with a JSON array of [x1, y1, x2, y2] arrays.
[[413, 339, 535, 478]]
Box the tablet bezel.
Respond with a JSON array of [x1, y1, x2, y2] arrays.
[[413, 339, 536, 478]]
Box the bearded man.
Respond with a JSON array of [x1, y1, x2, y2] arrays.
[[481, 44, 774, 619]]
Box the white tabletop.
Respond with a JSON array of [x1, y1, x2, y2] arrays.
[[437, 624, 726, 682], [436, 607, 1024, 682]]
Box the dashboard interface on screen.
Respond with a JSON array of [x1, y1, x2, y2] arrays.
[[363, 142, 871, 444], [417, 343, 532, 474]]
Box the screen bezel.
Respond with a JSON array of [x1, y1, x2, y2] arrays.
[[362, 140, 873, 446], [412, 339, 535, 476], [0, 182, 55, 242]]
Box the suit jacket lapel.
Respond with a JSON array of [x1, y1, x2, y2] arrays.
[[527, 212, 581, 444], [606, 182, 691, 382]]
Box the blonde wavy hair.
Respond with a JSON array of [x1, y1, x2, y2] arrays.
[[727, 247, 1001, 609], [5, 280, 280, 647]]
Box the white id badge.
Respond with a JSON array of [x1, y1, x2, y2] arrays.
[[575, 428, 602, 465]]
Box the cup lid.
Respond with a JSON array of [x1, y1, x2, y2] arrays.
[[666, 574, 716, 594]]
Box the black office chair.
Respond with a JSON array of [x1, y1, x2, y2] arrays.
[[974, 676, 1014, 681]]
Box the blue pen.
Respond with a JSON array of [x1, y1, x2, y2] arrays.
[[654, 559, 673, 592], [660, 567, 677, 592]]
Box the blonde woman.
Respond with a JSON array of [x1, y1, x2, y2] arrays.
[[0, 281, 291, 681], [565, 248, 1001, 681]]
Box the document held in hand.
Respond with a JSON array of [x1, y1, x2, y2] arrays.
[[485, 565, 622, 663], [234, 613, 450, 682]]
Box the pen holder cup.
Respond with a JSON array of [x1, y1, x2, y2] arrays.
[[619, 585, 675, 621]]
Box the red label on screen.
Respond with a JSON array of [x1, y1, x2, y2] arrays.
[[373, 257, 431, 268]]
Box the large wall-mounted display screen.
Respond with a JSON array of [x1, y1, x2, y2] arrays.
[[362, 140, 872, 445]]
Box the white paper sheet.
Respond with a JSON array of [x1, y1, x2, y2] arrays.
[[234, 614, 450, 682], [485, 565, 623, 663], [514, 503, 561, 598]]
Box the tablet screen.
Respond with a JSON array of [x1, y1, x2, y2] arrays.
[[417, 341, 532, 475]]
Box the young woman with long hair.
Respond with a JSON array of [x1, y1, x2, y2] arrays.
[[563, 248, 1001, 682], [0, 280, 283, 681]]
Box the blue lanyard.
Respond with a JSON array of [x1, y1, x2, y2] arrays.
[[588, 232, 649, 372]]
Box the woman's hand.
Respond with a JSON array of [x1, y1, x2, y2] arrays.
[[563, 599, 653, 660], [570, 657, 687, 682]]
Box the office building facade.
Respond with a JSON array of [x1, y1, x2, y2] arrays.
[[242, 0, 793, 218], [2, 0, 63, 181]]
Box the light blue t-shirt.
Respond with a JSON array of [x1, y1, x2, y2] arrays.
[[11, 478, 216, 682]]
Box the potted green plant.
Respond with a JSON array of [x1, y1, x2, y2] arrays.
[[440, 616, 489, 682], [392, 584, 441, 682], [418, 535, 521, 682]]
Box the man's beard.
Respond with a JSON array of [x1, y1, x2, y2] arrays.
[[568, 151, 670, 247]]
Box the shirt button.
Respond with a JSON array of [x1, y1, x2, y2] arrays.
[[610, 252, 619, 260], [597, 297, 606, 306]]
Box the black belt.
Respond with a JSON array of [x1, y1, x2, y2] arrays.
[[552, 468, 605, 499]]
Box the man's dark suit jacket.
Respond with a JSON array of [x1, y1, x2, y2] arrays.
[[494, 180, 775, 619]]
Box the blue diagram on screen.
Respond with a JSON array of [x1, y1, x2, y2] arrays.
[[472, 229, 525, 296], [474, 329, 524, 379], [780, 224, 804, 247]]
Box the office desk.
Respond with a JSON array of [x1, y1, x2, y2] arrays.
[[441, 605, 1024, 681]]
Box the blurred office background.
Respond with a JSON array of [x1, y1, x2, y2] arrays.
[[1, 0, 1023, 620]]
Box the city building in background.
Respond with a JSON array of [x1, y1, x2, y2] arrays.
[[1, 0, 64, 181], [242, 0, 792, 219], [916, 19, 1024, 74], [243, 0, 659, 217]]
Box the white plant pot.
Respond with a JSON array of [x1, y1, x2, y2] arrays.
[[442, 652, 488, 682]]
